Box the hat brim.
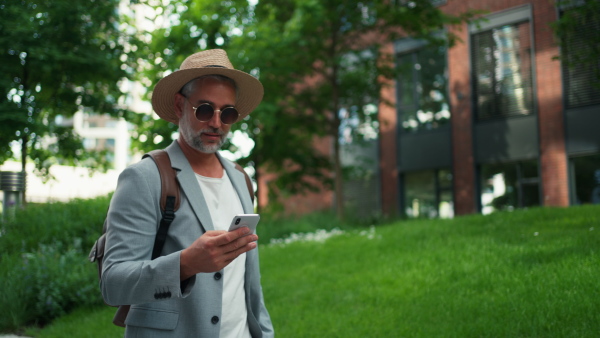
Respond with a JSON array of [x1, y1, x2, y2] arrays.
[[151, 68, 264, 124]]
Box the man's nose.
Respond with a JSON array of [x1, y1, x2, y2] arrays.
[[207, 110, 222, 128]]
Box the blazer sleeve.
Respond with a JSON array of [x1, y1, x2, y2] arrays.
[[100, 161, 196, 306], [256, 276, 275, 337]]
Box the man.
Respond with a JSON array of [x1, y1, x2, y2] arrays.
[[101, 49, 274, 337]]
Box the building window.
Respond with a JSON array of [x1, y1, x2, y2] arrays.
[[83, 138, 97, 150], [404, 168, 453, 218], [104, 138, 116, 149], [559, 5, 600, 109], [570, 154, 600, 205], [480, 160, 540, 214], [472, 21, 534, 120], [396, 45, 450, 132]]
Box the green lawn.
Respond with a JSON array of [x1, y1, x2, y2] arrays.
[[26, 205, 600, 337]]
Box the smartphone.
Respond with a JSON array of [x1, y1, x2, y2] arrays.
[[228, 214, 260, 234]]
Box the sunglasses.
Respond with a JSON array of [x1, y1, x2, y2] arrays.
[[186, 98, 239, 125]]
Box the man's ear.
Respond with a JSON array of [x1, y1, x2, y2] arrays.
[[174, 93, 185, 119]]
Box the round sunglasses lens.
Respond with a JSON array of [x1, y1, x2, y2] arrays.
[[195, 104, 214, 122], [221, 108, 239, 124]]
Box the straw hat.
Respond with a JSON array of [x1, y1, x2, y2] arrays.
[[151, 49, 264, 124]]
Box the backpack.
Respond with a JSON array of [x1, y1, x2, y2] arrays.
[[88, 149, 254, 327]]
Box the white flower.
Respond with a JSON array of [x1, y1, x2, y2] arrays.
[[268, 228, 345, 246], [359, 225, 377, 240], [268, 226, 379, 247]]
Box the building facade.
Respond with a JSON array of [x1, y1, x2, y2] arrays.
[[379, 0, 600, 217]]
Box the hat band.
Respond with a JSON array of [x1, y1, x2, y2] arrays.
[[204, 65, 227, 68]]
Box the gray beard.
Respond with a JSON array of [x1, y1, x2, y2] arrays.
[[179, 121, 226, 154]]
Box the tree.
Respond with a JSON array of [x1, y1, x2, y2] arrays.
[[0, 0, 141, 201], [132, 0, 477, 217], [244, 0, 477, 218], [127, 0, 253, 155], [128, 0, 332, 213]]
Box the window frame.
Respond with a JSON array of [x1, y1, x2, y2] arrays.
[[468, 4, 538, 122], [568, 153, 600, 205], [401, 168, 454, 219], [394, 36, 451, 133], [556, 2, 600, 109], [478, 160, 541, 214]]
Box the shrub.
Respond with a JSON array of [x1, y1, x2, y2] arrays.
[[0, 196, 109, 331], [0, 195, 110, 255], [0, 238, 103, 331]]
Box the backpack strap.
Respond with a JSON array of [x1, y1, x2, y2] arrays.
[[143, 150, 180, 260], [89, 150, 180, 327], [114, 150, 180, 327], [234, 162, 254, 203]]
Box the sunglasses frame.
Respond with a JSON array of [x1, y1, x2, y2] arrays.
[[183, 97, 239, 125]]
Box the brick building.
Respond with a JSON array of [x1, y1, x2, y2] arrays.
[[379, 0, 600, 217]]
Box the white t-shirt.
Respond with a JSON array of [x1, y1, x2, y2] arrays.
[[196, 170, 251, 338]]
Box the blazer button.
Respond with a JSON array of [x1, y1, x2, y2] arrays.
[[214, 272, 222, 280], [211, 316, 219, 324]]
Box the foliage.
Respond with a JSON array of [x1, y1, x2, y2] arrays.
[[244, 0, 480, 217], [21, 204, 600, 337], [0, 196, 110, 254], [127, 0, 333, 211], [127, 0, 253, 154], [0, 0, 142, 183], [0, 196, 110, 331], [127, 1, 479, 216], [0, 240, 102, 331]]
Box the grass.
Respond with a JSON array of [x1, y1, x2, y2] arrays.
[[264, 207, 600, 337], [24, 307, 124, 338], [20, 205, 600, 337]]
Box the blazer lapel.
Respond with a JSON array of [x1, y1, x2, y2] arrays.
[[165, 141, 215, 231], [218, 153, 254, 214]]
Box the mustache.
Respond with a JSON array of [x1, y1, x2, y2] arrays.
[[199, 128, 225, 136]]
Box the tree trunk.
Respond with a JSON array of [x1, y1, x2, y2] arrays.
[[253, 136, 261, 213], [332, 116, 344, 220], [331, 68, 344, 220], [20, 135, 28, 206], [329, 21, 344, 220]]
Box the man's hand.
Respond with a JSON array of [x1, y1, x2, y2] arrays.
[[180, 227, 258, 280]]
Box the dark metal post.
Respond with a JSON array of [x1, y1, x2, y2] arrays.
[[1, 171, 27, 221]]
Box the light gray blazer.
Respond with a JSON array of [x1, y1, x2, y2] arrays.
[[101, 141, 274, 337]]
